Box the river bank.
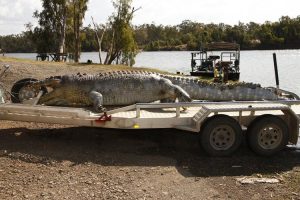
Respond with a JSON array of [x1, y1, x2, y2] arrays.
[[0, 57, 299, 199]]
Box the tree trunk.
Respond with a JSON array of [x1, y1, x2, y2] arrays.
[[73, 2, 77, 62], [92, 17, 102, 64], [99, 26, 106, 64], [91, 17, 106, 64], [58, 6, 67, 54], [73, 0, 80, 63], [107, 50, 118, 64], [104, 30, 115, 64]]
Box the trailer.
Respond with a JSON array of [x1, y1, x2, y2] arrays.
[[0, 58, 299, 157], [0, 99, 299, 157]]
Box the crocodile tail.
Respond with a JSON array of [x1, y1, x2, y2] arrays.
[[266, 87, 300, 100]]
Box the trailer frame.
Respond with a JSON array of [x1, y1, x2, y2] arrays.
[[0, 100, 299, 156]]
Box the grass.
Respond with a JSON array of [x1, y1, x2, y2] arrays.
[[0, 56, 170, 74]]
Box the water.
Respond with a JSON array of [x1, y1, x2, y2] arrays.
[[6, 50, 300, 94], [134, 50, 300, 95]]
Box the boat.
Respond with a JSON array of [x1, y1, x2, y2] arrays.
[[190, 42, 240, 80]]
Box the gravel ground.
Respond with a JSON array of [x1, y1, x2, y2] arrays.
[[0, 56, 299, 200]]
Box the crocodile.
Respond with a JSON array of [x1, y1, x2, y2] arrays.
[[34, 72, 191, 112]]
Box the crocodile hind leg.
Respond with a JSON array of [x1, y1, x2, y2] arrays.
[[170, 85, 191, 102], [158, 83, 191, 111], [89, 91, 105, 112]]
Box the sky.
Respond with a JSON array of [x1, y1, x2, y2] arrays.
[[0, 0, 299, 35]]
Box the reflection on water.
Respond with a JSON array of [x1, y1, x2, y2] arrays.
[[4, 50, 300, 94]]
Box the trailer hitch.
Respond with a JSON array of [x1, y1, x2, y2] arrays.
[[95, 112, 112, 123]]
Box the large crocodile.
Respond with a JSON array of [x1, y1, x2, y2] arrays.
[[33, 72, 191, 112], [16, 70, 298, 112]]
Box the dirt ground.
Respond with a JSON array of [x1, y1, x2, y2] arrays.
[[0, 57, 299, 200]]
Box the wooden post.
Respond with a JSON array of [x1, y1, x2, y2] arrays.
[[273, 53, 280, 90]]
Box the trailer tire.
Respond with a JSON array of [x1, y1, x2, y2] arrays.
[[247, 115, 289, 156], [200, 115, 242, 156], [11, 78, 47, 103]]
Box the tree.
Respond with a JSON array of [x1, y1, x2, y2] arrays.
[[91, 17, 106, 64], [70, 0, 89, 62], [104, 0, 139, 66], [0, 32, 35, 53], [30, 0, 89, 62], [33, 0, 69, 54], [5, 15, 300, 53]]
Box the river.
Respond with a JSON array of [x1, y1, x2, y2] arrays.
[[4, 50, 300, 94]]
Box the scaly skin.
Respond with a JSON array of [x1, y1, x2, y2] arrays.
[[159, 74, 280, 101], [36, 72, 191, 112], [159, 73, 299, 101], [86, 71, 285, 101]]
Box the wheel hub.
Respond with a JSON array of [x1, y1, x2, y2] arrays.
[[210, 125, 235, 150], [258, 125, 282, 150], [18, 86, 39, 102]]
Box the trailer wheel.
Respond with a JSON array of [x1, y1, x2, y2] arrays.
[[11, 78, 47, 103], [200, 115, 242, 156], [247, 115, 289, 156]]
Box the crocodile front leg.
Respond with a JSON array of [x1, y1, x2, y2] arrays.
[[89, 91, 105, 112], [41, 99, 69, 106], [38, 88, 66, 105]]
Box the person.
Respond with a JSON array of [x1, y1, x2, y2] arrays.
[[214, 65, 219, 78], [191, 59, 196, 69], [223, 64, 229, 83], [214, 63, 221, 82]]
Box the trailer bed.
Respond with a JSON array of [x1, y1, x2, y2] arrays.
[[0, 101, 299, 130]]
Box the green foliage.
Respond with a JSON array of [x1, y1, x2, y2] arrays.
[[21, 0, 89, 62], [71, 0, 89, 62], [104, 0, 138, 66], [134, 16, 300, 51], [2, 16, 300, 53], [32, 0, 69, 53], [0, 33, 35, 53], [81, 26, 98, 52]]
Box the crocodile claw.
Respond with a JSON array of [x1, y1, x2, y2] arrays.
[[95, 105, 106, 113]]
